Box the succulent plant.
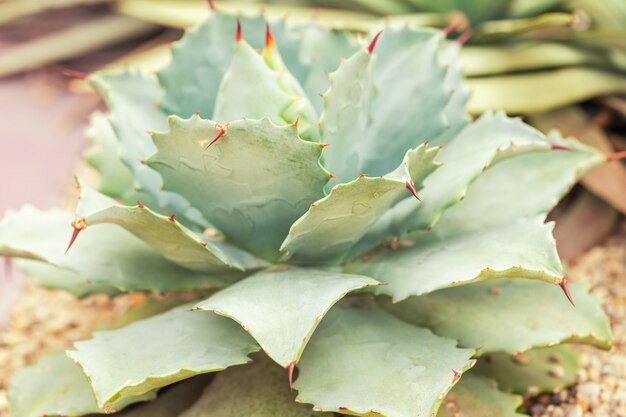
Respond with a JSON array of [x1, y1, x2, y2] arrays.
[[1, 8, 615, 417]]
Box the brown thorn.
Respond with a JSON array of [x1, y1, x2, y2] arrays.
[[442, 19, 463, 37], [606, 151, 626, 161], [287, 362, 296, 389], [62, 69, 88, 80], [65, 218, 87, 254], [405, 181, 421, 201], [559, 277, 576, 307], [235, 18, 242, 42], [137, 200, 145, 209], [292, 116, 299, 127], [455, 28, 473, 45], [320, 143, 330, 148], [168, 214, 176, 222], [551, 144, 575, 152], [205, 124, 227, 149], [367, 30, 383, 54], [207, 0, 216, 10]]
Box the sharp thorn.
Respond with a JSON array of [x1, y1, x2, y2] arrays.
[[235, 19, 242, 42], [292, 116, 299, 127], [320, 143, 330, 148], [62, 69, 88, 79], [606, 151, 626, 161], [551, 144, 575, 152], [205, 125, 227, 149], [329, 173, 336, 179], [442, 19, 463, 37], [265, 23, 274, 50], [405, 181, 421, 201], [168, 214, 177, 222], [455, 28, 473, 45], [137, 200, 144, 209], [65, 218, 87, 254], [560, 277, 576, 307], [207, 0, 216, 10], [367, 30, 383, 54], [287, 362, 295, 390]]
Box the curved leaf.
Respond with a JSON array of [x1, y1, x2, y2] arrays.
[[67, 304, 260, 408], [281, 144, 440, 265], [180, 355, 331, 417], [347, 216, 563, 301], [7, 353, 154, 417], [438, 374, 524, 417], [195, 268, 378, 367], [90, 71, 207, 227], [294, 304, 475, 417], [382, 279, 612, 353], [0, 206, 234, 295], [148, 116, 329, 259], [75, 181, 263, 272], [473, 345, 580, 394]]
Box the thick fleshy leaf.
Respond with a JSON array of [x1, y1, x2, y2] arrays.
[[180, 355, 331, 417], [383, 279, 612, 353], [90, 71, 207, 227], [67, 305, 260, 408], [321, 27, 454, 183], [116, 376, 213, 417], [473, 345, 579, 394], [195, 268, 378, 367], [75, 181, 262, 272], [437, 374, 524, 417], [148, 116, 329, 259], [83, 112, 137, 203], [347, 216, 563, 300], [0, 206, 233, 295], [212, 37, 292, 125], [352, 112, 557, 255], [294, 304, 475, 417], [432, 133, 604, 236], [281, 144, 440, 265], [157, 12, 305, 119], [7, 353, 154, 417]]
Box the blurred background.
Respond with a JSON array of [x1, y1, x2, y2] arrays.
[[0, 0, 625, 320]]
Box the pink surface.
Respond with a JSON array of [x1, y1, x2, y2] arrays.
[[0, 75, 89, 323]]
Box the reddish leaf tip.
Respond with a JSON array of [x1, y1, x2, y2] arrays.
[[265, 23, 274, 49], [235, 19, 242, 42], [287, 362, 296, 389], [62, 69, 88, 79], [455, 28, 473, 45], [606, 151, 626, 161], [205, 124, 228, 149], [367, 31, 383, 54], [551, 144, 575, 152], [405, 181, 421, 201], [559, 277, 576, 307], [65, 218, 87, 254]]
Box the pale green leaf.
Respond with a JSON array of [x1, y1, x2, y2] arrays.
[[281, 144, 440, 265], [473, 345, 580, 394], [148, 116, 329, 259], [90, 71, 207, 228], [294, 304, 475, 417], [0, 206, 234, 295], [347, 216, 563, 300], [382, 279, 613, 353], [437, 374, 524, 417], [67, 305, 260, 408], [180, 355, 332, 417], [75, 181, 263, 272], [195, 267, 378, 367], [7, 353, 154, 417]]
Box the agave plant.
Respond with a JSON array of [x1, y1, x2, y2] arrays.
[[1, 8, 614, 417]]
